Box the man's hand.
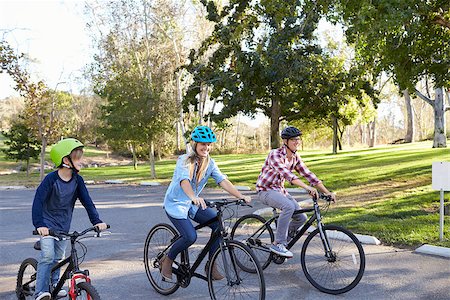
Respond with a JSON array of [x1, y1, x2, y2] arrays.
[[37, 227, 49, 236], [94, 223, 108, 231], [306, 187, 319, 199]]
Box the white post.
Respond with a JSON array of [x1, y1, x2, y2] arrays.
[[440, 189, 444, 241], [432, 162, 450, 242]]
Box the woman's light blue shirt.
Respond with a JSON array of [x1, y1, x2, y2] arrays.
[[164, 154, 227, 219]]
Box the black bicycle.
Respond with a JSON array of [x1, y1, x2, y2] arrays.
[[144, 199, 266, 299], [230, 193, 365, 295], [16, 225, 110, 300]]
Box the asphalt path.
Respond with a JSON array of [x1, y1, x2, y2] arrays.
[[1, 185, 449, 299]]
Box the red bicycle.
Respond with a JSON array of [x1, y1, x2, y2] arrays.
[[16, 226, 110, 300]]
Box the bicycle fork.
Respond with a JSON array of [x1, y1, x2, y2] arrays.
[[69, 273, 91, 299], [315, 205, 335, 261]]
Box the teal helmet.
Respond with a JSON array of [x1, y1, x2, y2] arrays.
[[191, 126, 217, 143], [50, 138, 84, 167]]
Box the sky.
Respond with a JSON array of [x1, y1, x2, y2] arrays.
[[0, 0, 92, 98]]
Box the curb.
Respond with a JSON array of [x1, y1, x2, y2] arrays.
[[415, 244, 450, 258], [0, 185, 27, 190], [140, 181, 161, 186]]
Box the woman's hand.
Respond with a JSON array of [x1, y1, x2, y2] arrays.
[[240, 195, 252, 203], [192, 196, 207, 210]]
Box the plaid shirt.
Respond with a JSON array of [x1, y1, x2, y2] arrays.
[[256, 145, 322, 196]]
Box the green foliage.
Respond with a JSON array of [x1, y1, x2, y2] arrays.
[[185, 0, 377, 148], [334, 0, 450, 90], [1, 117, 41, 172]]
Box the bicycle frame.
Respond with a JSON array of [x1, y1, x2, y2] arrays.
[[249, 197, 334, 256], [49, 235, 91, 299], [159, 203, 239, 287]]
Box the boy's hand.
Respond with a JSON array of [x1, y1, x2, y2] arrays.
[[37, 227, 49, 236], [94, 223, 108, 231]]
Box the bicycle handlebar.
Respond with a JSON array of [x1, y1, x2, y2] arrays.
[[204, 198, 252, 209], [314, 192, 334, 202], [33, 224, 111, 238]]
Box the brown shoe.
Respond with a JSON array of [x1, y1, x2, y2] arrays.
[[160, 255, 173, 281], [206, 261, 224, 281]]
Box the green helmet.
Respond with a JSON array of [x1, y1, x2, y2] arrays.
[[50, 138, 84, 167]]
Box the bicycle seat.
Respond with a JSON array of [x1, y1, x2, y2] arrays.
[[34, 241, 41, 251]]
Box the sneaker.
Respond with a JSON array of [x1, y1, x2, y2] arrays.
[[35, 292, 51, 300], [52, 284, 67, 298], [270, 243, 293, 258], [56, 289, 67, 298]]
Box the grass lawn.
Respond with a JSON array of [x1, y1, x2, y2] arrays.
[[1, 139, 449, 248]]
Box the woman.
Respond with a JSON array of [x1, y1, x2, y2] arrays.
[[161, 125, 251, 281]]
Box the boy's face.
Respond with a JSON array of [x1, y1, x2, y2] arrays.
[[62, 153, 83, 171]]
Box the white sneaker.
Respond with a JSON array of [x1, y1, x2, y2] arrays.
[[57, 289, 67, 298], [35, 292, 51, 300], [270, 243, 293, 258]]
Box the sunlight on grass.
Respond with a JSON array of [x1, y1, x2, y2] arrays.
[[1, 140, 449, 247]]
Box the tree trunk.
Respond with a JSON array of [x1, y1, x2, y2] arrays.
[[332, 115, 338, 154], [175, 71, 189, 151], [433, 88, 446, 147], [39, 137, 47, 181], [368, 118, 376, 147], [403, 89, 414, 143], [130, 142, 137, 170], [149, 141, 156, 178], [235, 114, 240, 150], [270, 98, 281, 149]]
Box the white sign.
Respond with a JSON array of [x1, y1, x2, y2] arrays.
[[432, 162, 450, 191]]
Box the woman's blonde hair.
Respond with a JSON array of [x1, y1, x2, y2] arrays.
[[186, 142, 210, 183]]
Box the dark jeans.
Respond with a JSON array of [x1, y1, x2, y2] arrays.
[[166, 207, 220, 261]]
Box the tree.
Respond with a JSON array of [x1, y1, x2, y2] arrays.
[[2, 116, 41, 176], [184, 0, 376, 149], [333, 0, 450, 147], [86, 0, 178, 177], [1, 40, 74, 179]]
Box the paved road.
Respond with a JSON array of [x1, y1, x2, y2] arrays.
[[1, 185, 449, 299]]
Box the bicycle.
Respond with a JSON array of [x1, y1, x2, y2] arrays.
[[230, 192, 365, 295], [144, 199, 266, 300], [16, 225, 110, 300]]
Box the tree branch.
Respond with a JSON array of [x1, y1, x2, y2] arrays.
[[415, 89, 434, 106]]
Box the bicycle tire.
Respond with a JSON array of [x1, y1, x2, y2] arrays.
[[144, 223, 180, 295], [74, 282, 101, 300], [208, 240, 266, 300], [230, 214, 274, 270], [301, 224, 365, 294], [16, 257, 38, 300]]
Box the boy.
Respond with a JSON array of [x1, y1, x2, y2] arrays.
[[32, 138, 107, 300]]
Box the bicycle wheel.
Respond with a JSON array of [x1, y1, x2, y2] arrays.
[[208, 240, 266, 300], [231, 214, 274, 270], [16, 257, 37, 300], [144, 223, 180, 295], [301, 224, 365, 294], [74, 282, 100, 300]]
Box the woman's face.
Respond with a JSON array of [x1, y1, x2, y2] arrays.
[[285, 137, 301, 152], [196, 142, 212, 157]]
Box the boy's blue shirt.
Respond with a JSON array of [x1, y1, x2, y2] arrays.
[[32, 170, 102, 233]]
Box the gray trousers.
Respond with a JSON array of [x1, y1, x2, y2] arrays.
[[257, 190, 307, 245]]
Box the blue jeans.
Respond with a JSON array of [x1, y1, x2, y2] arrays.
[[166, 207, 220, 261], [35, 236, 68, 296]]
